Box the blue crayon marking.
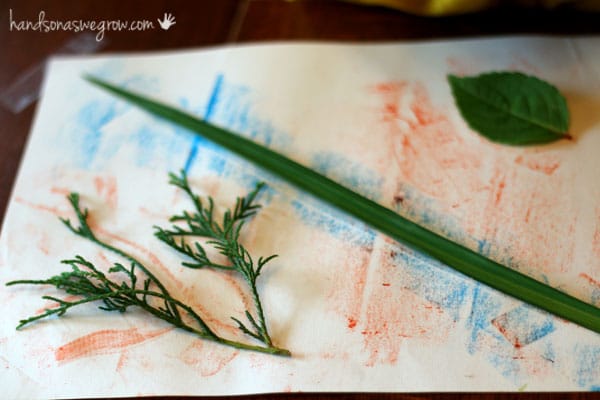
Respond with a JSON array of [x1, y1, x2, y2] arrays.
[[290, 199, 375, 247], [465, 284, 502, 354], [184, 73, 223, 173], [477, 239, 490, 256], [492, 305, 555, 348], [310, 152, 383, 201], [542, 341, 555, 363], [575, 344, 600, 388], [75, 100, 117, 167], [392, 250, 469, 321]]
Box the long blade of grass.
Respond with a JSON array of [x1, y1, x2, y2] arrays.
[[85, 75, 600, 335]]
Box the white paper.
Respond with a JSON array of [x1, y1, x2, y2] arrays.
[[1, 37, 600, 398]]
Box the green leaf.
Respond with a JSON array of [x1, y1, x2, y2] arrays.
[[84, 75, 600, 335], [448, 72, 570, 145]]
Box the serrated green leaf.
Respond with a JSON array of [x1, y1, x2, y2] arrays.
[[448, 72, 570, 145]]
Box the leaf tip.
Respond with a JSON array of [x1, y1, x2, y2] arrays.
[[83, 74, 101, 87]]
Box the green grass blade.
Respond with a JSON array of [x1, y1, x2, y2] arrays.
[[84, 75, 600, 335]]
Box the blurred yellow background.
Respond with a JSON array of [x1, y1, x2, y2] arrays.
[[345, 0, 600, 16]]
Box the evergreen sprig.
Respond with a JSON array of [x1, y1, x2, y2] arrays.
[[155, 170, 276, 347], [7, 174, 290, 357]]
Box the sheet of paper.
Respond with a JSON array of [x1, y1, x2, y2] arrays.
[[1, 36, 599, 398]]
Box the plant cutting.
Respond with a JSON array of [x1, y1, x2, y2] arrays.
[[7, 171, 290, 356]]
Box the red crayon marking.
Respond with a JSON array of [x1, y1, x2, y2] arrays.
[[50, 186, 72, 196], [116, 351, 129, 371], [410, 84, 439, 127], [495, 180, 505, 206], [393, 194, 404, 205], [446, 56, 477, 76], [55, 327, 170, 362], [492, 317, 522, 349], [373, 80, 483, 203], [14, 197, 68, 219], [401, 135, 416, 154], [592, 212, 600, 259], [384, 102, 399, 119], [509, 56, 542, 76], [579, 273, 600, 289], [138, 206, 170, 220], [35, 295, 81, 315], [360, 251, 449, 367], [95, 226, 181, 289], [326, 240, 371, 335], [489, 171, 507, 207], [524, 207, 532, 223], [515, 155, 560, 176], [94, 175, 118, 209], [370, 77, 574, 284], [180, 340, 239, 377], [177, 275, 246, 336], [371, 82, 407, 123], [38, 237, 50, 254]]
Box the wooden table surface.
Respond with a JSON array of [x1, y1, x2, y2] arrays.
[[1, 1, 599, 399]]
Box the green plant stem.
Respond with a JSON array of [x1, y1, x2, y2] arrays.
[[6, 280, 289, 356], [249, 282, 271, 345], [62, 193, 181, 320], [133, 289, 288, 355], [84, 75, 600, 335], [156, 172, 278, 348]]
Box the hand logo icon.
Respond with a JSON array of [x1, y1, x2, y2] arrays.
[[158, 13, 176, 30]]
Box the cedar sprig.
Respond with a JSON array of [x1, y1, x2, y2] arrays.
[[6, 175, 290, 357], [63, 193, 182, 319], [154, 170, 278, 348], [7, 256, 214, 337]]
